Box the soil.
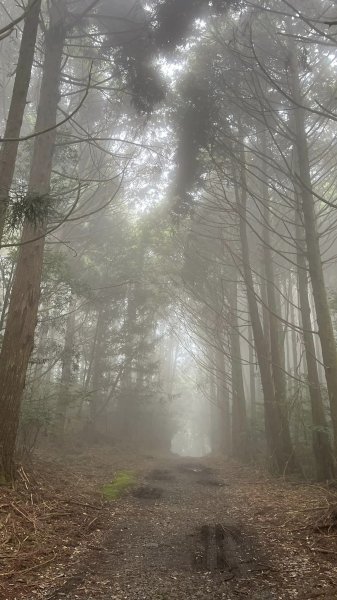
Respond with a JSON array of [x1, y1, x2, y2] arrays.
[[1, 451, 337, 599]]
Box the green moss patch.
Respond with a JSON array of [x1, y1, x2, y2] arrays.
[[102, 471, 136, 501]]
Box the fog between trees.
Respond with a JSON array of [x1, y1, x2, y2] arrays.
[[1, 0, 337, 482]]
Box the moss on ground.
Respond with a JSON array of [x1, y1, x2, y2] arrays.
[[102, 471, 136, 500]]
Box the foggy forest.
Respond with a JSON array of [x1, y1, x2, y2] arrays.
[[1, 0, 337, 598]]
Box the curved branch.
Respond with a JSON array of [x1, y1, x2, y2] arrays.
[[0, 64, 93, 143], [0, 0, 40, 37]]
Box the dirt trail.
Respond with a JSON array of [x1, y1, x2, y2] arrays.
[[29, 456, 337, 600]]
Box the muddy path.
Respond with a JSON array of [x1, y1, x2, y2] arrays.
[[29, 456, 337, 600]]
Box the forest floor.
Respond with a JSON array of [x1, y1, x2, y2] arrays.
[[1, 449, 337, 599]]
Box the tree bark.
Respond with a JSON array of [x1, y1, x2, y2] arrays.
[[248, 324, 256, 424], [0, 4, 66, 480], [289, 46, 337, 452], [228, 266, 248, 460], [233, 141, 296, 474], [0, 262, 15, 333], [56, 298, 76, 438], [260, 139, 296, 471], [295, 194, 335, 480], [289, 280, 299, 382], [0, 0, 42, 245], [214, 342, 231, 456], [119, 283, 138, 435], [89, 306, 106, 431]]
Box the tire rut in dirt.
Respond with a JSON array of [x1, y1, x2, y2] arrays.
[[193, 523, 260, 577]]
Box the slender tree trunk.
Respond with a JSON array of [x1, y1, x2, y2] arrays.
[[295, 196, 335, 479], [83, 311, 100, 391], [232, 142, 296, 474], [209, 351, 218, 453], [309, 289, 325, 384], [286, 276, 299, 411], [0, 0, 42, 245], [260, 275, 270, 348], [214, 342, 231, 456], [119, 283, 137, 435], [169, 340, 178, 400], [228, 267, 248, 460], [162, 333, 178, 400], [90, 306, 106, 431], [289, 47, 337, 451], [0, 4, 66, 480], [289, 280, 299, 382], [248, 323, 256, 424], [260, 143, 296, 471], [56, 299, 76, 438]]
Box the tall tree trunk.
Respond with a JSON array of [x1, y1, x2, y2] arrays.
[[232, 141, 296, 474], [167, 335, 178, 401], [119, 283, 137, 436], [56, 298, 76, 438], [228, 267, 248, 461], [248, 323, 256, 424], [0, 3, 66, 480], [260, 142, 296, 471], [83, 310, 100, 391], [295, 195, 335, 479], [289, 279, 299, 382], [214, 341, 231, 456], [248, 321, 257, 458], [289, 46, 337, 451], [308, 289, 325, 384], [260, 275, 270, 348], [90, 306, 106, 432], [0, 0, 42, 245]]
